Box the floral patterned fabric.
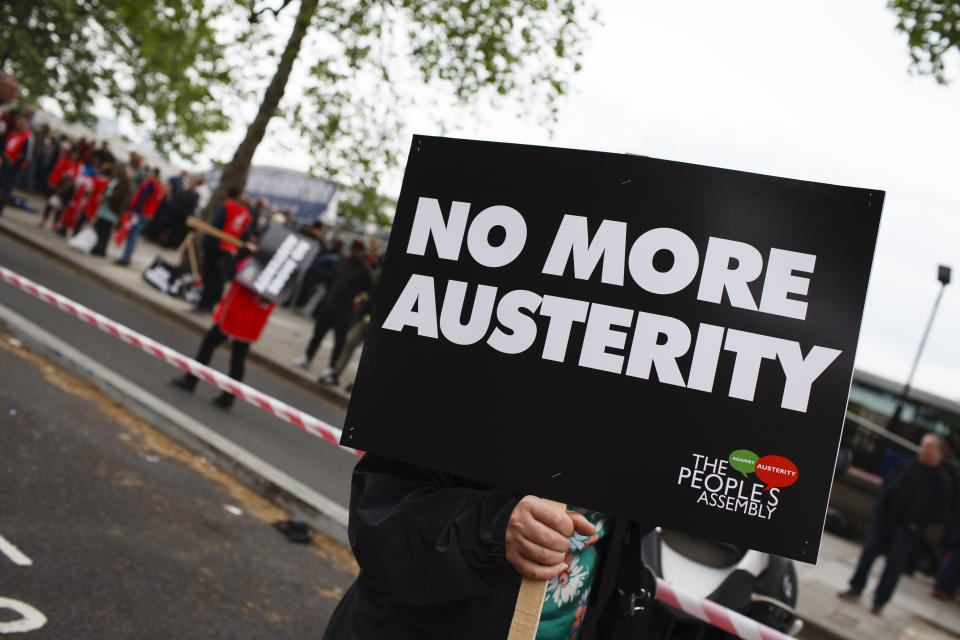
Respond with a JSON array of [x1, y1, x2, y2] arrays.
[[536, 510, 608, 640]]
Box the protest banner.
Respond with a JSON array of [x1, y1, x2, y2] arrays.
[[343, 135, 883, 563], [235, 226, 319, 304]]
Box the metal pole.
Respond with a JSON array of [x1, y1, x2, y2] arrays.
[[888, 278, 948, 431]]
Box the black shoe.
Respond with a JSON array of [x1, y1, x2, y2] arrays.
[[170, 376, 196, 392], [113, 258, 130, 266], [837, 589, 860, 601], [213, 393, 234, 410]]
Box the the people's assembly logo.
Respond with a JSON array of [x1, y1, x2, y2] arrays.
[[677, 450, 798, 520]]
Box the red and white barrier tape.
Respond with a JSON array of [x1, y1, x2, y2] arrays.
[[0, 265, 359, 456], [656, 577, 794, 640], [2, 265, 802, 640]]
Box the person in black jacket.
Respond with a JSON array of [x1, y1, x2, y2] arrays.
[[839, 433, 951, 613], [294, 239, 371, 383], [322, 454, 656, 640]]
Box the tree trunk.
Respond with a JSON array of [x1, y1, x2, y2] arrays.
[[201, 0, 319, 220]]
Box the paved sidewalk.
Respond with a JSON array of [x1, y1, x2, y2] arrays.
[[798, 533, 960, 640], [0, 192, 357, 410], [2, 193, 959, 640]]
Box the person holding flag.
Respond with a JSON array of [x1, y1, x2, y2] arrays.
[[114, 168, 163, 266]]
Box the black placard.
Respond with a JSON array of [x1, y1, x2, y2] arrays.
[[235, 226, 319, 304], [344, 135, 883, 562]]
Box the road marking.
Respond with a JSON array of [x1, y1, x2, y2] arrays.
[[0, 535, 31, 566], [0, 598, 47, 633]]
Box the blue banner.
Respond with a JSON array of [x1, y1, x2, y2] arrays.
[[207, 166, 337, 223]]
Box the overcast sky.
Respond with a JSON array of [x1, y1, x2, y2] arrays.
[[248, 0, 960, 400]]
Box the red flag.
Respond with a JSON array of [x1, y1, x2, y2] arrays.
[[113, 212, 135, 246]]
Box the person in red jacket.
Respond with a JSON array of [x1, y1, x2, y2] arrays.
[[0, 115, 34, 215], [60, 169, 110, 234], [193, 185, 253, 313], [114, 167, 163, 266], [40, 148, 82, 228], [46, 148, 82, 191], [170, 257, 275, 409], [57, 163, 110, 235]]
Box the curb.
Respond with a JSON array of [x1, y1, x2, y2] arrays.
[[0, 215, 351, 411], [0, 300, 350, 547], [794, 616, 842, 640]]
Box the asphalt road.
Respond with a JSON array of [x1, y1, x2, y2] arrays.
[[0, 336, 357, 638], [0, 231, 358, 509]]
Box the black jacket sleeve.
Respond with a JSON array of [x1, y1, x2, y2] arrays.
[[347, 454, 522, 607]]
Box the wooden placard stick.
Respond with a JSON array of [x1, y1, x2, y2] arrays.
[[506, 499, 567, 640], [171, 231, 200, 278], [185, 216, 257, 252]]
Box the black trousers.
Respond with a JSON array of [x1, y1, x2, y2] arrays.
[[182, 325, 250, 390], [196, 248, 231, 311], [91, 218, 114, 256], [848, 515, 923, 609], [305, 303, 352, 366], [0, 166, 15, 214]]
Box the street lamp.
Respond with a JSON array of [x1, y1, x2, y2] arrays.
[[887, 264, 951, 432]]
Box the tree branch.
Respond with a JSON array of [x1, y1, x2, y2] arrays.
[[248, 0, 296, 23]]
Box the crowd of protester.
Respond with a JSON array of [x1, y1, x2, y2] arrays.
[[2, 114, 208, 266], [0, 73, 385, 395]]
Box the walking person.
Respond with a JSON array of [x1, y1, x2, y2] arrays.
[[293, 238, 371, 383], [839, 434, 951, 613], [322, 293, 369, 389], [170, 257, 275, 409], [323, 270, 379, 391], [115, 168, 163, 266]]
